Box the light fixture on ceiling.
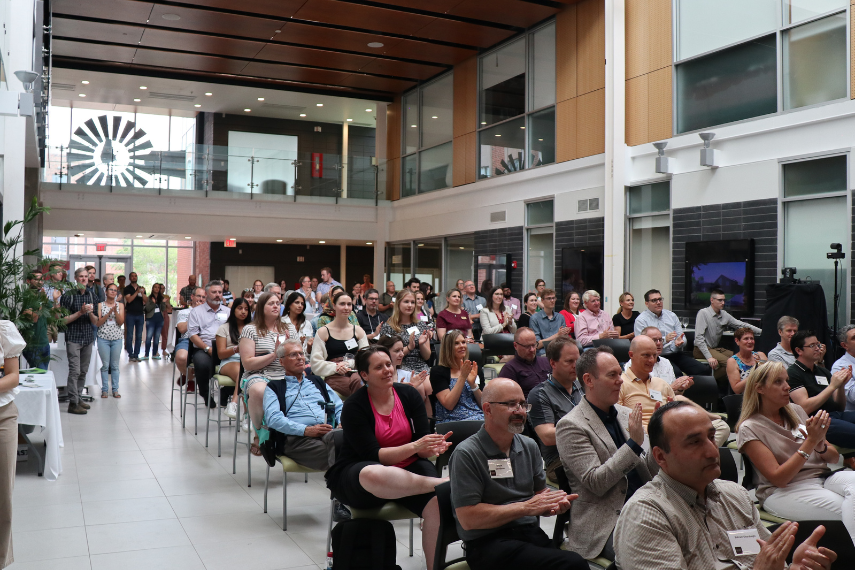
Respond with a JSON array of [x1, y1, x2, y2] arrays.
[[139, 86, 147, 90], [134, 98, 141, 102], [276, 239, 283, 242], [481, 121, 486, 125], [459, 246, 464, 250], [205, 92, 212, 96], [366, 242, 373, 245], [136, 235, 143, 238], [346, 118, 352, 122], [162, 13, 181, 20], [367, 42, 384, 48], [319, 240, 326, 244], [77, 233, 85, 236], [274, 29, 282, 34], [495, 134, 501, 137], [81, 80, 89, 84], [194, 104, 201, 107], [520, 126, 525, 129], [431, 116, 438, 119], [538, 138, 543, 141], [257, 97, 264, 101], [410, 124, 417, 128], [699, 132, 718, 168], [78, 93, 86, 97], [366, 108, 372, 112], [299, 113, 307, 117], [418, 243, 424, 246], [244, 108, 251, 112], [653, 141, 673, 174], [184, 236, 192, 239], [316, 103, 323, 107]]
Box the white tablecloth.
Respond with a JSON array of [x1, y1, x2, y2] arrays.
[[48, 333, 102, 390], [15, 372, 64, 481]]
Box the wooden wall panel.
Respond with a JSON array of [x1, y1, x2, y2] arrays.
[[556, 4, 578, 102], [386, 96, 402, 161], [453, 135, 466, 187], [464, 132, 478, 184], [649, 0, 672, 73], [648, 66, 673, 141], [453, 56, 478, 138], [386, 157, 400, 200], [576, 88, 605, 158], [556, 97, 578, 162], [576, 0, 605, 95], [625, 74, 649, 146]]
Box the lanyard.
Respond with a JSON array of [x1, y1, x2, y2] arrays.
[[549, 377, 576, 406]]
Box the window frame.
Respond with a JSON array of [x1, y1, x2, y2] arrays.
[[672, 1, 850, 135], [477, 20, 557, 180], [400, 71, 454, 197], [524, 198, 556, 296], [624, 179, 673, 309]]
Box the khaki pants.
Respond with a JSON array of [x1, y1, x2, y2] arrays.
[[711, 417, 731, 447], [0, 401, 18, 568], [693, 346, 732, 389]]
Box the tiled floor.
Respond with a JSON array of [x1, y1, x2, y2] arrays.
[[11, 357, 430, 570]]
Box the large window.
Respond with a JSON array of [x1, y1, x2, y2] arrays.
[[675, 1, 848, 134], [400, 73, 453, 197], [479, 22, 555, 179], [626, 182, 671, 309], [782, 155, 849, 326]]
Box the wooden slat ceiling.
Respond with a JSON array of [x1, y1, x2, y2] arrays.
[[50, 0, 572, 101]]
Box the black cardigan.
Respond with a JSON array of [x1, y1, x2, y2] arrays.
[[326, 383, 429, 487]]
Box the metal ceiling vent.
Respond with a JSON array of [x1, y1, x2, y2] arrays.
[[148, 92, 196, 102], [577, 198, 600, 213], [261, 103, 306, 112], [52, 82, 76, 91], [490, 210, 507, 223]]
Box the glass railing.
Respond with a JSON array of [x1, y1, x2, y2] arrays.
[[42, 143, 389, 204]]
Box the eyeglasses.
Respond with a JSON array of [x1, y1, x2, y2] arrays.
[[650, 337, 664, 344], [515, 342, 537, 350], [648, 297, 663, 303], [543, 297, 556, 302], [806, 342, 821, 349], [489, 401, 532, 412]]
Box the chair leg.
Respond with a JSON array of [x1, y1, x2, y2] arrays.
[[304, 473, 308, 483], [182, 379, 187, 428], [409, 519, 414, 557], [194, 385, 198, 436], [247, 416, 252, 487], [283, 470, 288, 531], [205, 381, 212, 448], [326, 499, 335, 553], [232, 396, 240, 475], [170, 361, 175, 413], [217, 385, 223, 457], [264, 464, 269, 514]]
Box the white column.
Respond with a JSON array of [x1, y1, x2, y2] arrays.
[[340, 244, 347, 288], [340, 122, 349, 198], [373, 205, 388, 289], [3, 118, 28, 249], [603, 0, 627, 315]]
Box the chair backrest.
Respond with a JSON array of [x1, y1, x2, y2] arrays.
[[467, 343, 486, 387], [683, 375, 718, 411], [683, 330, 695, 350], [591, 338, 631, 363], [551, 465, 573, 547], [434, 420, 484, 476], [332, 428, 345, 458], [718, 447, 739, 484], [722, 394, 743, 433], [482, 333, 515, 358], [433, 481, 465, 570], [786, 520, 855, 568], [741, 452, 757, 491]]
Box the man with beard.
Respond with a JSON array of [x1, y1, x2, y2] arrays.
[[123, 272, 146, 362], [449, 378, 587, 570]]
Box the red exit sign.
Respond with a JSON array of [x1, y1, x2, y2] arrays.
[[224, 239, 236, 248], [95, 243, 107, 252]]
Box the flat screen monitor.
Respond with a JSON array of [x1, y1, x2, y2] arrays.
[[685, 239, 754, 316]]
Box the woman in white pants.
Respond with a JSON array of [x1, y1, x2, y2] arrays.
[[737, 361, 855, 544]]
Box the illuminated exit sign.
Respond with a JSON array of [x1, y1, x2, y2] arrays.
[[95, 243, 107, 252], [224, 239, 236, 248]]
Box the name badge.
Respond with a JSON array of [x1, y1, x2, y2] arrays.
[[344, 338, 358, 350], [726, 528, 761, 556], [391, 297, 396, 303], [107, 317, 116, 326], [511, 304, 517, 311], [419, 315, 428, 322], [816, 375, 829, 386], [356, 305, 363, 312], [216, 313, 227, 321], [649, 389, 663, 402], [487, 458, 514, 479], [475, 304, 483, 311], [154, 308, 160, 313], [407, 326, 420, 336]]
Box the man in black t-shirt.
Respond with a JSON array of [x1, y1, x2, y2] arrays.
[[356, 288, 387, 341], [787, 330, 855, 449], [123, 272, 146, 362]]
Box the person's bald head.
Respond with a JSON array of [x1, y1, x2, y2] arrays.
[[482, 378, 527, 435], [629, 334, 658, 378]]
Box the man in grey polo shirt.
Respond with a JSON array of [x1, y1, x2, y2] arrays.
[[449, 378, 587, 570], [461, 280, 486, 324]]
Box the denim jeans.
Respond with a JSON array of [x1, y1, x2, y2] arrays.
[[125, 313, 144, 357], [97, 337, 122, 393], [22, 344, 50, 370], [144, 314, 164, 357]]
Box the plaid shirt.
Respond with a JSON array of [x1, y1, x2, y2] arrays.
[[60, 288, 96, 345], [179, 284, 196, 306]]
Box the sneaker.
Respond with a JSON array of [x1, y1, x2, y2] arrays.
[[332, 500, 352, 522], [140, 355, 149, 361], [78, 401, 91, 410], [68, 403, 87, 415], [224, 400, 238, 419], [241, 417, 250, 432], [152, 354, 161, 360]]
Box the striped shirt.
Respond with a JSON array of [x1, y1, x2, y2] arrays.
[[614, 471, 770, 570]]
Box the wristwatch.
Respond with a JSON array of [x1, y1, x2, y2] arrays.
[[205, 346, 210, 354]]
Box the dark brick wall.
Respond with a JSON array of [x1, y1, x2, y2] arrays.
[[347, 125, 376, 200], [672, 199, 777, 320], [474, 227, 524, 299], [554, 217, 605, 306]]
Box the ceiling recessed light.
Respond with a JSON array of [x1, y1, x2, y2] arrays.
[[366, 108, 372, 112], [274, 29, 282, 33], [495, 134, 501, 137], [316, 103, 323, 107], [78, 233, 85, 236], [319, 240, 326, 244], [205, 92, 212, 96], [459, 246, 465, 250], [276, 239, 283, 242], [299, 113, 306, 117], [162, 13, 181, 20], [410, 124, 417, 128], [367, 42, 384, 48], [134, 98, 141, 102], [194, 104, 201, 107], [81, 80, 89, 84], [366, 242, 373, 245], [346, 118, 352, 122], [78, 93, 86, 97], [418, 243, 424, 247], [184, 236, 192, 239], [538, 138, 543, 141], [257, 97, 264, 101], [481, 121, 487, 125], [140, 86, 147, 90], [244, 108, 251, 112], [136, 235, 143, 238], [431, 116, 438, 119], [520, 126, 525, 129]]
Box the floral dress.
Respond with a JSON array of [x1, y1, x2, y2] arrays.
[[378, 320, 432, 373]]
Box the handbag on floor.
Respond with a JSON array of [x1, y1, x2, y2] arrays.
[[331, 518, 401, 570]]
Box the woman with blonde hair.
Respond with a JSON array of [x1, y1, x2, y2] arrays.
[[429, 330, 483, 424], [379, 290, 432, 374], [737, 361, 855, 543]]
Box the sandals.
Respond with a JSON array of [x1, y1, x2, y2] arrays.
[[113, 392, 121, 398], [101, 391, 108, 398], [250, 437, 262, 457]]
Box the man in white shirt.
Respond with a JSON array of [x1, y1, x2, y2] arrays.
[[639, 326, 693, 395], [187, 280, 230, 407], [767, 316, 799, 367], [832, 324, 855, 411]]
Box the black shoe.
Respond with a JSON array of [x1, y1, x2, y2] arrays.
[[78, 401, 91, 410], [332, 499, 351, 522], [260, 440, 277, 468], [68, 403, 87, 415]]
